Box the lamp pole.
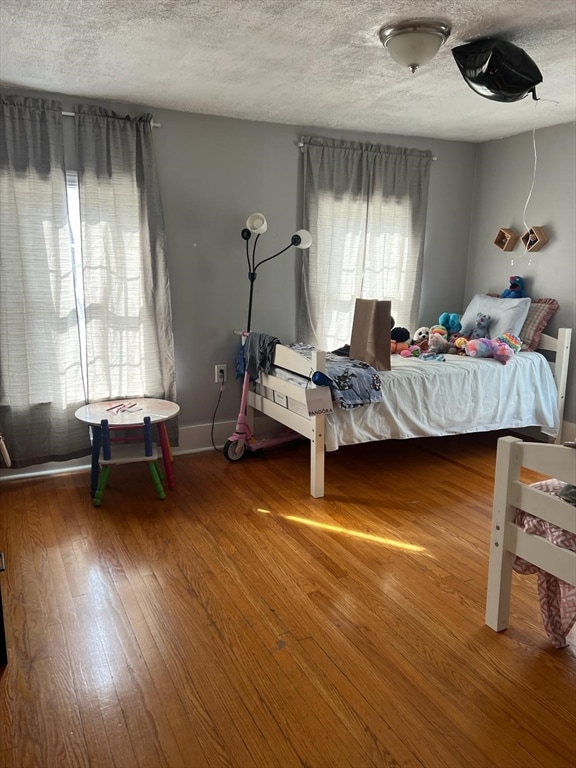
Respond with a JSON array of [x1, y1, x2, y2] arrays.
[[242, 229, 304, 334]]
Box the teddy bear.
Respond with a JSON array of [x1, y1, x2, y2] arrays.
[[500, 275, 526, 299], [465, 312, 491, 340]]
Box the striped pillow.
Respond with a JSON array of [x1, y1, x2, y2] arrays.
[[519, 298, 559, 351]]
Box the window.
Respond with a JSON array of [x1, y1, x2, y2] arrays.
[[297, 137, 433, 352]]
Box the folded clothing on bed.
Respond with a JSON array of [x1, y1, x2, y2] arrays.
[[513, 478, 576, 649], [288, 343, 383, 409]]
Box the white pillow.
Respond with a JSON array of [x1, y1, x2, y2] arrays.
[[460, 294, 531, 339]]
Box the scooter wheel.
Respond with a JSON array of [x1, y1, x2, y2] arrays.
[[223, 439, 246, 462]]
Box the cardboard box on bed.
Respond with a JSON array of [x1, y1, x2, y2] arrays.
[[349, 298, 391, 372]]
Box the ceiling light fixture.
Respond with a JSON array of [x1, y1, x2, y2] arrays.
[[379, 20, 451, 73]]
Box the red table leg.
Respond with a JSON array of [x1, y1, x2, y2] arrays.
[[157, 422, 175, 489]]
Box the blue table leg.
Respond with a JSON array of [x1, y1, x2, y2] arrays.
[[90, 425, 101, 498]]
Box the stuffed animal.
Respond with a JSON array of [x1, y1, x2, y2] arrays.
[[491, 341, 515, 365], [464, 334, 520, 365], [429, 324, 447, 338], [496, 332, 522, 354], [467, 312, 491, 340], [390, 317, 411, 354], [453, 336, 468, 354], [500, 275, 526, 299], [412, 326, 430, 344], [428, 332, 453, 355], [438, 312, 462, 336], [412, 326, 430, 352], [399, 345, 421, 358]]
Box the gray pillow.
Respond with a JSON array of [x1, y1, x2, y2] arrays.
[[460, 294, 531, 339]]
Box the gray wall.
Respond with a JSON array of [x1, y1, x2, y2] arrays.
[[5, 87, 573, 438], [465, 122, 576, 425], [152, 112, 477, 429]]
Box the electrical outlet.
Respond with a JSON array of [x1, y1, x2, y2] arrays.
[[214, 364, 227, 383]]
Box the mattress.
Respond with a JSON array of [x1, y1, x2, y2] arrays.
[[324, 351, 559, 451]]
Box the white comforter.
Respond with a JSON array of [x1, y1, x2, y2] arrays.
[[325, 351, 559, 451]]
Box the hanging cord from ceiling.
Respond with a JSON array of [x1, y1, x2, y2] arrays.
[[511, 122, 538, 269]]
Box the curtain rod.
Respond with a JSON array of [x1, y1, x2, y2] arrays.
[[62, 111, 161, 128], [297, 139, 436, 160]]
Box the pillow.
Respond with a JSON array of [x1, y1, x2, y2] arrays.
[[460, 294, 531, 340], [518, 298, 559, 351]]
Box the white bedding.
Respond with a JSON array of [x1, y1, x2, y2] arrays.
[[324, 351, 559, 451]]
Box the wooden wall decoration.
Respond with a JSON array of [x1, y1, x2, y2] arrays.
[[521, 226, 548, 252], [493, 228, 519, 252]]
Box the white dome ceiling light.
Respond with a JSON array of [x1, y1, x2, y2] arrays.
[[379, 20, 451, 73]]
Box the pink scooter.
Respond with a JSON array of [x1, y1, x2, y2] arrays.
[[223, 213, 312, 462]]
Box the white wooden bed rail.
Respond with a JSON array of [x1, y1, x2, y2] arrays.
[[539, 327, 571, 444], [485, 436, 576, 633]]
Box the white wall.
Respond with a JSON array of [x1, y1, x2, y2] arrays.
[[465, 122, 576, 426]]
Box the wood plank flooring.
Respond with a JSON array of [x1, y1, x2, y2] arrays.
[[0, 433, 575, 768]]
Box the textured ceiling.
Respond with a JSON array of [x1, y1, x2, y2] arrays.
[[1, 0, 575, 143]]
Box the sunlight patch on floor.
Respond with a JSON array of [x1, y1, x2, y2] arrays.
[[257, 508, 424, 551]]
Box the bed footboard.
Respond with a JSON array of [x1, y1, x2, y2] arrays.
[[247, 344, 327, 497]]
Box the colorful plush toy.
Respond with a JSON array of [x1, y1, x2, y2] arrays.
[[438, 312, 462, 336], [399, 345, 421, 358], [465, 333, 521, 365], [500, 275, 526, 298], [497, 332, 522, 353], [429, 324, 447, 338]]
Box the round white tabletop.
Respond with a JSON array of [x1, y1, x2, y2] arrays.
[[74, 397, 180, 427]]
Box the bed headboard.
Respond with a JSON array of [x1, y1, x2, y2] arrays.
[[536, 328, 572, 442]]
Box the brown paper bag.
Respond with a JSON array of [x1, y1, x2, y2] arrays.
[[349, 298, 391, 371]]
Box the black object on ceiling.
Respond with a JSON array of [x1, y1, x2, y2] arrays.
[[452, 39, 543, 103]]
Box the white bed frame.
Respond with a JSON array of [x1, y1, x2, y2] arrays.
[[485, 435, 576, 634], [248, 328, 572, 498]]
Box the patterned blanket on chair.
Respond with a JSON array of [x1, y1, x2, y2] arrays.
[[513, 478, 576, 649]]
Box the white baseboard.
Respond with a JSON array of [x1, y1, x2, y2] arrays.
[[2, 417, 575, 481], [175, 420, 238, 454]]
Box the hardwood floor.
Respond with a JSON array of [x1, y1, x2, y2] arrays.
[[0, 433, 574, 768]]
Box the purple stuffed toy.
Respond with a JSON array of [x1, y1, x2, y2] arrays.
[[500, 275, 526, 299], [465, 333, 521, 365]]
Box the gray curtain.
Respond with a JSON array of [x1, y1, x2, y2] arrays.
[[0, 98, 177, 468], [75, 105, 178, 443], [0, 96, 90, 467], [297, 136, 433, 350]]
